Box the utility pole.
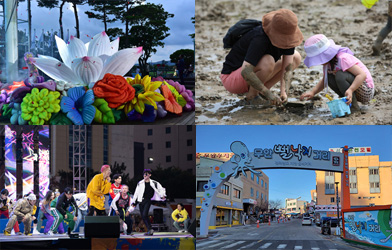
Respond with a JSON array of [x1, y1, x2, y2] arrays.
[[335, 181, 341, 236]]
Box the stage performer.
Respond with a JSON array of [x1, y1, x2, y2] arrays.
[[49, 187, 78, 235], [108, 174, 122, 216], [86, 164, 111, 216], [0, 189, 20, 234], [172, 203, 190, 233], [3, 193, 36, 236], [71, 192, 88, 233], [111, 185, 134, 235], [131, 169, 166, 236]]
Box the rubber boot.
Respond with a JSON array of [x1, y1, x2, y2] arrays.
[[351, 93, 361, 113], [372, 35, 383, 56]]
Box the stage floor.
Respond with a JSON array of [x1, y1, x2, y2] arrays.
[[0, 232, 195, 250]]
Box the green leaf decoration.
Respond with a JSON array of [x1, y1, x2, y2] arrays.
[[49, 112, 73, 125], [93, 98, 115, 124]]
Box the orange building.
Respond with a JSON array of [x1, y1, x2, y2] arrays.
[[315, 155, 392, 207]]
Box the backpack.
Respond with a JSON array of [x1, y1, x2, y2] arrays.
[[223, 19, 262, 49]]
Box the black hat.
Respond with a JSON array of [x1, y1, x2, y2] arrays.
[[64, 187, 73, 195]]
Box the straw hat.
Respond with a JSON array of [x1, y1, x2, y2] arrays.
[[262, 9, 304, 49], [303, 34, 341, 68]]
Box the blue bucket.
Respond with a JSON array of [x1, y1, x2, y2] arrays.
[[326, 98, 351, 118]]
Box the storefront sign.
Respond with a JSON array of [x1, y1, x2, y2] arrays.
[[329, 147, 371, 154], [343, 208, 392, 248], [243, 199, 257, 205]]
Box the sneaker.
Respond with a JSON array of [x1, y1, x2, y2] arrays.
[[126, 232, 133, 236], [46, 231, 54, 236], [25, 233, 33, 236], [33, 229, 41, 235], [183, 230, 188, 233], [149, 229, 154, 236], [4, 231, 11, 236], [178, 230, 183, 233]]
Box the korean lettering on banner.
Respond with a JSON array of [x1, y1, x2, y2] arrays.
[[273, 144, 313, 161], [345, 153, 349, 187], [254, 148, 273, 159]]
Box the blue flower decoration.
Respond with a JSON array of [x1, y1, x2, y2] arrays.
[[60, 87, 96, 125], [127, 104, 156, 123]]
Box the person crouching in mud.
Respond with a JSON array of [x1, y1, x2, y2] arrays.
[[300, 34, 375, 112], [220, 9, 303, 106]]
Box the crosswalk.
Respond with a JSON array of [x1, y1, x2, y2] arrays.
[[197, 240, 342, 250]]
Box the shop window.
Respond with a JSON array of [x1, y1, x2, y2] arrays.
[[197, 181, 208, 192]]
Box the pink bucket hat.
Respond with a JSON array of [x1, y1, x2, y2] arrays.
[[304, 34, 341, 68]]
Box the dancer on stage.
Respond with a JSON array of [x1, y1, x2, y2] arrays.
[[111, 185, 134, 235], [131, 169, 166, 236], [71, 192, 88, 233], [40, 190, 64, 234], [49, 187, 78, 235], [171, 203, 190, 233], [0, 189, 20, 234], [108, 174, 122, 215], [86, 165, 111, 216], [3, 193, 36, 236]]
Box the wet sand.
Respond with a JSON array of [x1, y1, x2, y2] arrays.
[[195, 0, 392, 124]]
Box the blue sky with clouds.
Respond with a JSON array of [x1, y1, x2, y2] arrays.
[[12, 0, 194, 62], [197, 125, 392, 204]]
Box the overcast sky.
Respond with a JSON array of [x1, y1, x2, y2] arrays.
[[11, 0, 195, 62]]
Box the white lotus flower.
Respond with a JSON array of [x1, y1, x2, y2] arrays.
[[32, 31, 143, 86]]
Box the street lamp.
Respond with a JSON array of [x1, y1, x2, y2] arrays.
[[335, 182, 340, 234]]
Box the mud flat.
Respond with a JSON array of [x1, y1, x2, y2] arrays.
[[195, 0, 392, 124]]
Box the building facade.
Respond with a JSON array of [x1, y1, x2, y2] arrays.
[[51, 125, 196, 189], [196, 157, 243, 229], [285, 198, 308, 215], [241, 171, 269, 216], [315, 155, 392, 207], [133, 125, 196, 175]]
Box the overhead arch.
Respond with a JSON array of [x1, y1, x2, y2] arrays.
[[199, 141, 350, 237]]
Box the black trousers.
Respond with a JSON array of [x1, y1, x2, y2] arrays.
[[118, 208, 133, 234], [139, 200, 152, 231], [87, 206, 106, 216]]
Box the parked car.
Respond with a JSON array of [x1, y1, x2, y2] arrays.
[[302, 217, 312, 226], [320, 217, 338, 227]]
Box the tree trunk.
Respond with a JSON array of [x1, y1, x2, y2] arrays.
[[59, 0, 66, 39], [125, 1, 129, 46], [73, 2, 80, 38], [27, 0, 32, 52], [103, 7, 107, 32]]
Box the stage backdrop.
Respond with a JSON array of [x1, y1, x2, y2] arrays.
[[5, 126, 50, 200]]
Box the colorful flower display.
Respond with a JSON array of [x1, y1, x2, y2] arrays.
[[0, 32, 194, 124]]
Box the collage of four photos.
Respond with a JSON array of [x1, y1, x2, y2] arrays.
[[0, 0, 391, 249]]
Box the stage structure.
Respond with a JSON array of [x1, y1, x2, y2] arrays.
[[72, 125, 87, 193], [3, 125, 50, 200], [199, 141, 351, 237]]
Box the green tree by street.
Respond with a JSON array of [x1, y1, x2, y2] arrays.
[[123, 3, 174, 76], [170, 49, 194, 67]]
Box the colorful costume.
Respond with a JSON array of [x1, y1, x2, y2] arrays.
[[4, 198, 34, 235], [86, 173, 111, 215], [50, 193, 78, 233]]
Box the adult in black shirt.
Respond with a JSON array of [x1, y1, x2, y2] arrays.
[[220, 9, 303, 106], [50, 187, 78, 234]]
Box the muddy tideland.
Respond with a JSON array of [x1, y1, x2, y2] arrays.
[[195, 0, 392, 125]]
